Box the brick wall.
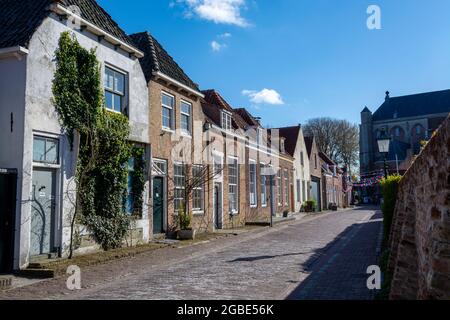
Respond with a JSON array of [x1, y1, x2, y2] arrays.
[[387, 115, 450, 300]]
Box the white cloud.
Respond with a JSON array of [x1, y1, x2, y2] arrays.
[[242, 89, 285, 105], [211, 40, 226, 52], [177, 0, 249, 27], [219, 32, 232, 38]]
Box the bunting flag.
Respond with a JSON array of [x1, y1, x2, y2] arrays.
[[353, 174, 384, 187]]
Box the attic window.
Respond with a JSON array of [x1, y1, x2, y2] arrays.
[[222, 112, 232, 131], [393, 111, 398, 119], [280, 139, 286, 153]]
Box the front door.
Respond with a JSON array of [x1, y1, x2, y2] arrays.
[[214, 183, 223, 230], [152, 177, 164, 234], [31, 168, 56, 257], [0, 172, 16, 273], [311, 180, 320, 212]]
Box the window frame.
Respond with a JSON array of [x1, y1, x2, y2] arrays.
[[32, 136, 60, 165], [221, 111, 232, 131], [192, 165, 205, 214], [260, 163, 267, 207], [104, 65, 126, 113], [249, 159, 257, 207], [180, 100, 192, 136], [228, 156, 239, 214], [173, 163, 186, 214], [277, 169, 282, 206], [284, 169, 289, 206], [161, 92, 175, 131]]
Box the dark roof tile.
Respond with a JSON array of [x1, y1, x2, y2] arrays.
[[0, 0, 135, 49], [130, 31, 200, 91]]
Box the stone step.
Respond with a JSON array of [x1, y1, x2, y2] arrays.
[[0, 276, 12, 290], [18, 268, 55, 279]]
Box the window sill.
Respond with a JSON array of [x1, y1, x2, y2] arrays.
[[180, 132, 192, 139], [162, 128, 175, 134], [250, 205, 258, 208], [105, 107, 123, 115], [229, 211, 239, 216]]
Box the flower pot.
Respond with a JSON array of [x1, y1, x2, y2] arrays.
[[283, 212, 289, 218], [178, 229, 196, 240]]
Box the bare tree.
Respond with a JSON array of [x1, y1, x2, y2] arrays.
[[304, 118, 359, 174]]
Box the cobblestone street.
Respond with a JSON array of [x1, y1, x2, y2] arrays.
[[0, 207, 382, 300]]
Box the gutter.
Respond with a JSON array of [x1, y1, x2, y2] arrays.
[[0, 46, 29, 59], [153, 71, 204, 98], [50, 3, 144, 58]]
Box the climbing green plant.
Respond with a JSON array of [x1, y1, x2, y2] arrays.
[[130, 147, 146, 216], [52, 31, 132, 252]]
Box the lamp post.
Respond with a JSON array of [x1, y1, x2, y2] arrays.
[[377, 131, 391, 179]]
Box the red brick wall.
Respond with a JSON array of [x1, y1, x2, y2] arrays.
[[388, 115, 450, 300]]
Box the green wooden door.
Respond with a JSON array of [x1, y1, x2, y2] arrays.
[[153, 177, 164, 234]]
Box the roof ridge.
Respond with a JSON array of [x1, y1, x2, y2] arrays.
[[389, 88, 450, 100], [145, 32, 160, 72]]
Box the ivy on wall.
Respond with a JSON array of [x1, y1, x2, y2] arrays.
[[52, 31, 144, 251], [130, 147, 146, 217]]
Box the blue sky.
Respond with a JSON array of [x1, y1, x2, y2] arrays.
[[98, 0, 450, 127]]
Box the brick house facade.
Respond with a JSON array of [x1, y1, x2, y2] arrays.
[[130, 32, 209, 237], [304, 136, 322, 211]]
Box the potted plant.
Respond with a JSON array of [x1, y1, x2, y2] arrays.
[[304, 200, 317, 213], [283, 210, 289, 218], [177, 203, 196, 240]]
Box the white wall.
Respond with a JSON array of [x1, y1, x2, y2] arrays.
[[292, 128, 311, 212], [15, 14, 150, 268]]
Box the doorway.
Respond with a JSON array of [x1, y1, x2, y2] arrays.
[[311, 178, 322, 212], [152, 177, 165, 234], [0, 171, 16, 273], [30, 168, 56, 257], [214, 182, 223, 230]]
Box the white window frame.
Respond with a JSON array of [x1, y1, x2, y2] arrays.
[[104, 65, 126, 113], [192, 165, 205, 214], [173, 162, 185, 214], [161, 92, 175, 131], [260, 163, 267, 207], [249, 159, 257, 207], [277, 169, 282, 206], [180, 100, 192, 136], [284, 169, 289, 206], [221, 111, 232, 131], [228, 156, 239, 214]]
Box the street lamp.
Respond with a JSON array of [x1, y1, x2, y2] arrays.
[[377, 131, 391, 179]]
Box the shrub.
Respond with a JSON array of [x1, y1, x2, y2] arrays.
[[303, 200, 317, 212], [178, 202, 192, 230], [380, 175, 402, 246]]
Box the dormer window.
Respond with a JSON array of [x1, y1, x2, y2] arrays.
[[280, 139, 286, 153], [222, 111, 232, 131]]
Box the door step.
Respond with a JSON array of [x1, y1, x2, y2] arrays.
[[0, 276, 12, 290], [17, 268, 55, 279]]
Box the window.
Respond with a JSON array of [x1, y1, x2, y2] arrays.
[[153, 159, 167, 176], [284, 169, 289, 206], [192, 165, 204, 212], [162, 93, 174, 130], [228, 157, 239, 214], [280, 139, 285, 153], [213, 154, 223, 177], [314, 155, 318, 169], [302, 180, 306, 202], [300, 152, 304, 166], [296, 179, 301, 203], [173, 164, 185, 214], [260, 163, 267, 207], [181, 101, 192, 134], [222, 112, 232, 131], [33, 136, 59, 164], [249, 160, 257, 206], [277, 169, 282, 206], [104, 67, 125, 112]]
